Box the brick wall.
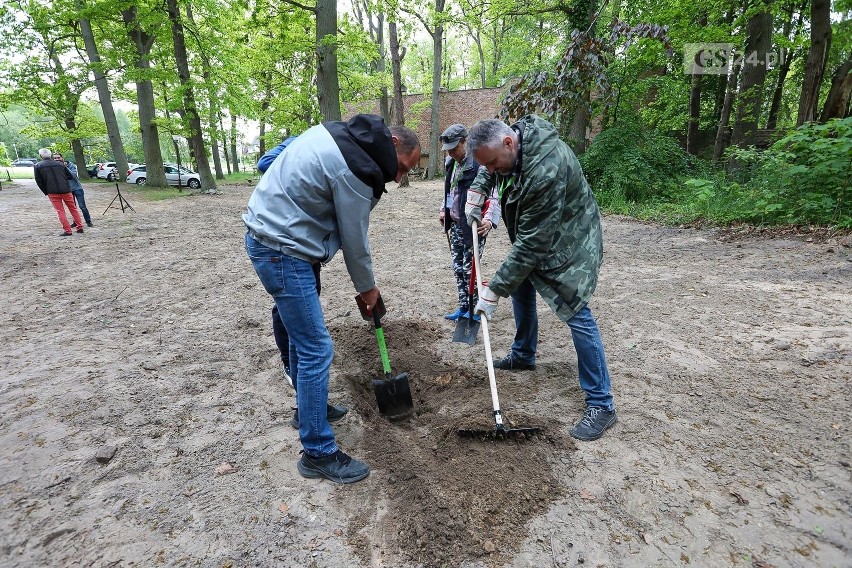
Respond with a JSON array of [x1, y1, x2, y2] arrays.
[[345, 87, 506, 168]]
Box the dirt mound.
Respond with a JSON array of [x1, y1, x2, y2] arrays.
[[329, 319, 571, 566]]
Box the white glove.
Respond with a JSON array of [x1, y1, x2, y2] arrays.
[[474, 284, 499, 320], [465, 184, 486, 227]]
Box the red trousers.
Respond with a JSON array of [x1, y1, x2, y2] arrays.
[[48, 192, 84, 234]]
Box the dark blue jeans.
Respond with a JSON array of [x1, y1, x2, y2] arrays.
[[71, 188, 91, 224], [272, 263, 321, 377], [509, 278, 614, 410], [246, 234, 337, 456]]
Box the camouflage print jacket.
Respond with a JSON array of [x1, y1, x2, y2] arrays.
[[466, 114, 603, 323]]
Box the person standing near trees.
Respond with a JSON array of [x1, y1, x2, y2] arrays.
[[438, 124, 501, 321], [34, 148, 84, 236], [244, 115, 420, 484], [53, 152, 94, 228], [465, 116, 617, 442]]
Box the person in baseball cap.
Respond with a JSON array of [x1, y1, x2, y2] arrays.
[[440, 124, 468, 151]]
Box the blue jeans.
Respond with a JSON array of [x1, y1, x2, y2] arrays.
[[509, 278, 614, 410], [245, 234, 337, 457], [71, 188, 91, 224]]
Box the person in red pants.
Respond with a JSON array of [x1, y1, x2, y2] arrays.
[[33, 148, 84, 236]]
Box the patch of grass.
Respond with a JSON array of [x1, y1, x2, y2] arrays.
[[3, 167, 36, 180], [223, 171, 259, 183]]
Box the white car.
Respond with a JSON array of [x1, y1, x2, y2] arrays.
[[126, 164, 202, 189], [96, 162, 118, 180]]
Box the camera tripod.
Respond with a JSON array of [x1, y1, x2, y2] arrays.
[[103, 183, 135, 214]]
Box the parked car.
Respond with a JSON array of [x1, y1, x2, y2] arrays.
[[126, 164, 201, 189], [96, 162, 118, 180], [86, 163, 101, 177], [11, 158, 37, 167]]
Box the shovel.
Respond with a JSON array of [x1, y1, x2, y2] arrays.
[[355, 294, 414, 420], [451, 261, 480, 344]]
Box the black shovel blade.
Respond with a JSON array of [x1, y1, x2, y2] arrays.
[[373, 371, 414, 420], [451, 315, 480, 344]]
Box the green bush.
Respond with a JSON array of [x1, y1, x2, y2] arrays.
[[686, 118, 851, 228], [580, 121, 691, 203]]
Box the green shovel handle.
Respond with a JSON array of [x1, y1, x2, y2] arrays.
[[372, 309, 393, 375]]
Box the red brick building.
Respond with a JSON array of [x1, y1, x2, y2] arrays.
[[346, 86, 506, 169]]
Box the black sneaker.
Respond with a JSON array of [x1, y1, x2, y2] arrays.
[[493, 353, 536, 371], [59, 232, 72, 237], [86, 222, 94, 228], [570, 407, 617, 441], [282, 365, 293, 389], [70, 222, 78, 228], [298, 450, 370, 484], [290, 404, 349, 429]]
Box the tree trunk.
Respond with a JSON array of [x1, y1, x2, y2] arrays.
[[686, 13, 707, 155], [566, 0, 597, 155], [167, 0, 216, 190], [122, 7, 167, 187], [797, 0, 831, 125], [713, 62, 741, 162], [258, 73, 272, 157], [765, 3, 801, 129], [427, 0, 446, 179], [186, 3, 223, 180], [230, 113, 239, 173], [219, 112, 231, 175], [820, 60, 852, 122], [686, 73, 703, 155], [730, 9, 773, 147], [78, 12, 128, 180], [316, 0, 341, 121], [388, 18, 409, 187]]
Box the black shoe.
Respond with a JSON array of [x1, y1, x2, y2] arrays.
[[86, 222, 94, 228], [297, 450, 370, 484], [76, 228, 84, 234], [60, 232, 72, 237], [70, 222, 77, 228], [493, 353, 536, 371], [282, 365, 293, 388], [570, 407, 617, 441], [290, 404, 349, 429]]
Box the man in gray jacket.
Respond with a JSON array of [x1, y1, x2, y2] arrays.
[[244, 115, 420, 484]]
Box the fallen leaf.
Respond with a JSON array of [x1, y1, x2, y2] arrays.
[[832, 423, 840, 430], [642, 533, 652, 544], [215, 462, 236, 476], [278, 503, 289, 514]]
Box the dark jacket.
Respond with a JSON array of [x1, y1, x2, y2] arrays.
[[34, 159, 73, 195], [443, 154, 481, 245]]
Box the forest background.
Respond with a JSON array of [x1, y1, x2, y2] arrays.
[[0, 0, 849, 228]]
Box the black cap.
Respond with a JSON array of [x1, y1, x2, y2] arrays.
[[440, 124, 468, 150]]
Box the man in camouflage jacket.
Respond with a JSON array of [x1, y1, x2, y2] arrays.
[[464, 115, 616, 441]]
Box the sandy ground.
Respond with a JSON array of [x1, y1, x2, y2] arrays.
[[0, 177, 849, 568]]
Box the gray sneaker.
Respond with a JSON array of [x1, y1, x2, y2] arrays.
[[298, 450, 370, 484], [290, 404, 349, 429], [570, 407, 617, 441]]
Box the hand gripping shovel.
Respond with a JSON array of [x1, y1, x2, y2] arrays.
[[451, 262, 480, 344], [355, 295, 414, 420], [457, 221, 542, 440]]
